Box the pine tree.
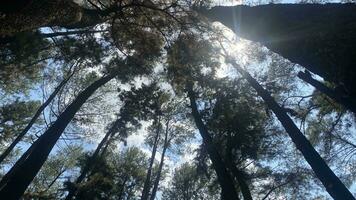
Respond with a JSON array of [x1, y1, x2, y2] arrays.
[[226, 58, 355, 200]]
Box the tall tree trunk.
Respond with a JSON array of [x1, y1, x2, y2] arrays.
[[117, 176, 128, 200], [0, 68, 75, 165], [230, 165, 253, 200], [149, 144, 167, 200], [0, 0, 103, 36], [298, 71, 356, 114], [141, 116, 161, 200], [40, 30, 108, 38], [200, 4, 356, 100], [149, 120, 170, 200], [227, 59, 355, 200], [0, 73, 117, 200], [100, 134, 114, 157], [224, 133, 252, 200], [64, 119, 121, 200], [187, 85, 240, 200]]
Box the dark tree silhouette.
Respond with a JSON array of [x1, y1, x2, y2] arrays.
[[141, 116, 161, 200], [226, 58, 355, 200], [0, 0, 106, 36], [298, 70, 356, 114], [0, 72, 117, 200], [0, 66, 76, 165], [64, 122, 116, 200], [200, 3, 356, 101], [149, 120, 170, 200], [187, 84, 240, 200]]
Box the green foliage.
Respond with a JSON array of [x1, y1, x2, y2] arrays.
[[73, 147, 149, 200], [53, 35, 106, 66], [0, 1, 355, 199], [0, 31, 49, 93], [24, 146, 84, 199], [311, 89, 344, 116], [167, 34, 220, 91], [162, 162, 220, 200], [0, 100, 40, 146], [112, 27, 163, 65], [205, 81, 268, 161], [0, 31, 48, 65]]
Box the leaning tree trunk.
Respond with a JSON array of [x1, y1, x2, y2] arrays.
[[149, 143, 167, 200], [40, 30, 108, 38], [141, 116, 161, 200], [46, 169, 66, 192], [298, 70, 356, 114], [0, 0, 104, 36], [227, 59, 355, 200], [0, 73, 117, 200], [0, 67, 75, 165], [200, 3, 356, 100], [230, 165, 253, 200], [187, 86, 240, 200], [225, 144, 253, 200], [64, 119, 122, 200]]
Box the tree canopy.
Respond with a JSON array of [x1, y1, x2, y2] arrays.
[[0, 0, 355, 200]]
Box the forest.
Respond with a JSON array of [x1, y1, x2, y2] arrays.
[[0, 0, 355, 199]]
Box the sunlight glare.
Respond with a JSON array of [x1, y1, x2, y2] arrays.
[[213, 23, 249, 78]]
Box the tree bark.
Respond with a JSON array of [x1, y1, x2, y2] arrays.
[[187, 85, 240, 200], [0, 68, 75, 165], [200, 3, 356, 100], [0, 0, 103, 36], [227, 59, 355, 200], [298, 70, 356, 114], [141, 116, 161, 200], [0, 73, 117, 200]]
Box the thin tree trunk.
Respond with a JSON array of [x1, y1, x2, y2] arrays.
[[118, 176, 128, 200], [0, 67, 75, 165], [0, 73, 117, 200], [99, 118, 125, 157], [64, 119, 120, 200], [261, 179, 291, 200], [141, 116, 161, 200], [149, 144, 167, 200], [298, 71, 356, 114], [227, 59, 355, 200], [100, 134, 113, 157], [45, 168, 66, 192], [187, 85, 240, 200], [149, 120, 170, 200], [41, 30, 108, 38]]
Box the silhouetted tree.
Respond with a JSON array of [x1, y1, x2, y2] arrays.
[[200, 3, 356, 102], [226, 57, 355, 200]]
